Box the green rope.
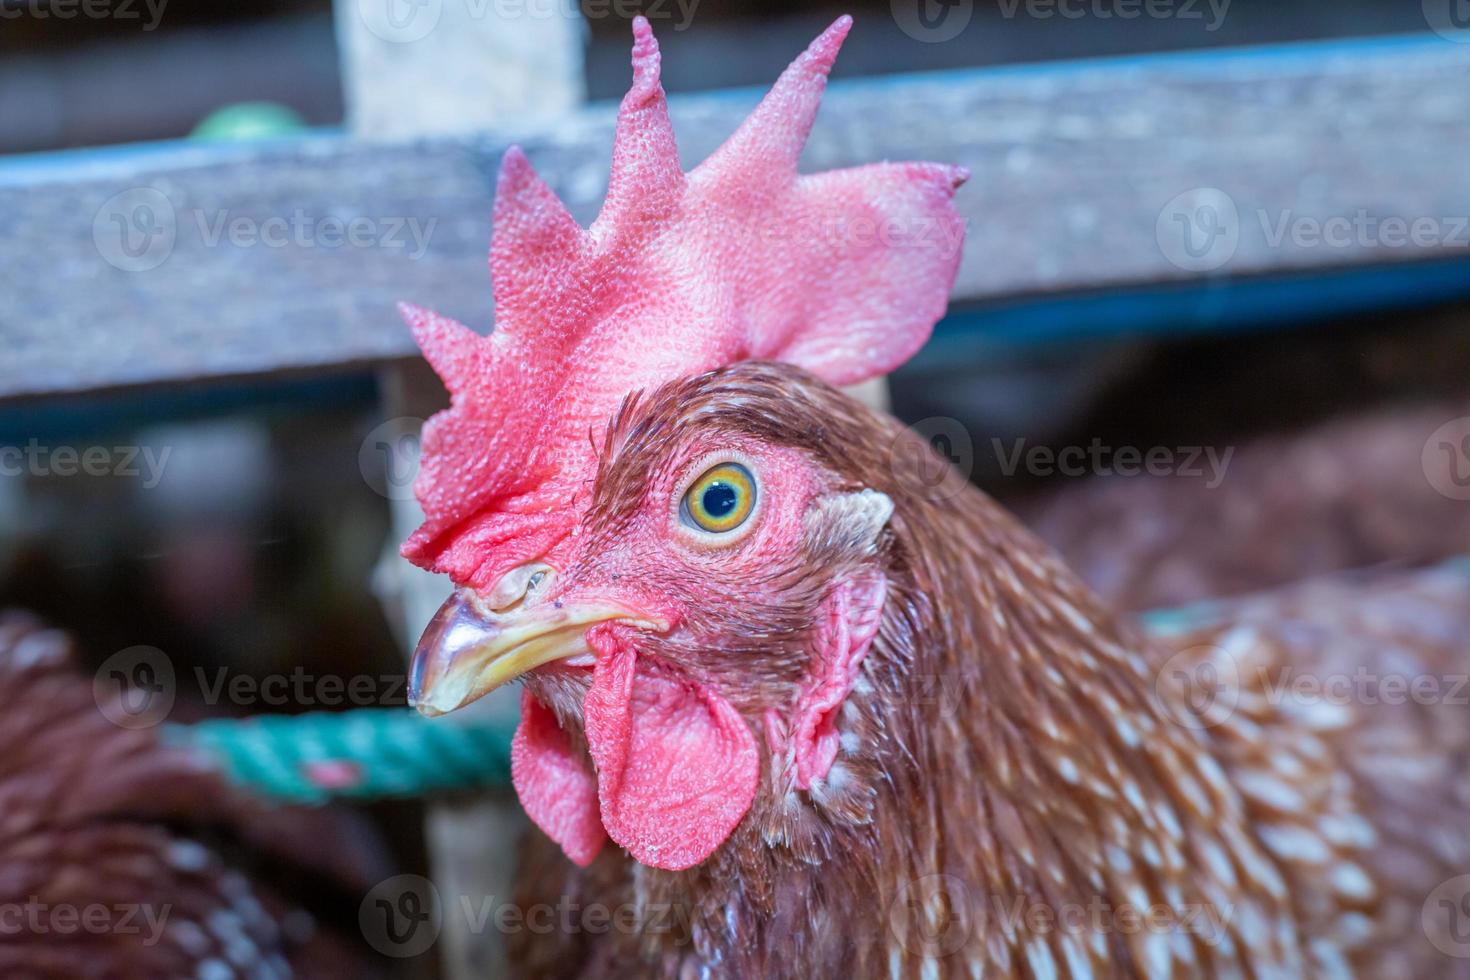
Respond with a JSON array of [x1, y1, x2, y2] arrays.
[[168, 559, 1470, 805], [165, 709, 514, 805]]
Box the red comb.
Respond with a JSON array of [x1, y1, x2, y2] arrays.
[[401, 15, 968, 588]]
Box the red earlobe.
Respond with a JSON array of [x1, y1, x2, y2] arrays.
[[786, 574, 888, 790]]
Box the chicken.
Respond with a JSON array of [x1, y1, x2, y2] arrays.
[[396, 16, 1470, 979], [1015, 398, 1470, 611], [0, 611, 386, 978]]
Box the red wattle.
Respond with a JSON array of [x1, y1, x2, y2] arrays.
[[511, 688, 607, 867], [583, 637, 758, 871]]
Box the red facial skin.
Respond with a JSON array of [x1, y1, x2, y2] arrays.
[[400, 15, 964, 873], [511, 439, 864, 870], [398, 15, 965, 595]]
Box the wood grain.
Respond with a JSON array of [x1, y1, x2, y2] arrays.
[[3, 34, 1469, 401]]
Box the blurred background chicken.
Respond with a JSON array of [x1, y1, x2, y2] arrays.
[[0, 612, 389, 978]]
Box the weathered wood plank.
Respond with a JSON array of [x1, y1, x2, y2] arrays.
[[3, 33, 1470, 401], [333, 6, 588, 977]]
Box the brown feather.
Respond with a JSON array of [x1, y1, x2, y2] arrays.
[[0, 612, 387, 979], [509, 362, 1470, 979]]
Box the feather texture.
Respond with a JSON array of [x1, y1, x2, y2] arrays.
[[0, 613, 386, 978], [504, 363, 1470, 979]]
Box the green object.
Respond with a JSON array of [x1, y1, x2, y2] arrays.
[[168, 560, 1470, 806], [190, 102, 308, 142], [167, 708, 514, 805]]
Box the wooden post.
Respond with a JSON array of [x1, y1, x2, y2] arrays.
[[334, 0, 585, 138], [336, 4, 586, 977]]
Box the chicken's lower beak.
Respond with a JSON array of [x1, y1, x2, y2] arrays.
[[408, 589, 651, 717]]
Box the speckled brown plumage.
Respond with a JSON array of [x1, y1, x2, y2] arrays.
[[0, 612, 387, 980], [1015, 398, 1470, 611], [505, 362, 1470, 979]]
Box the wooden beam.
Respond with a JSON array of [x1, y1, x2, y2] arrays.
[[4, 33, 1470, 401], [333, 5, 587, 978], [333, 0, 584, 137]]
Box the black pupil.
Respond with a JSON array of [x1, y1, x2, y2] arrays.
[[701, 482, 739, 519]]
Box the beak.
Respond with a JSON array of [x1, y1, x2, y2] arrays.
[[408, 588, 655, 717]]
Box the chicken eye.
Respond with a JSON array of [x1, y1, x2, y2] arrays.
[[680, 463, 756, 535]]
